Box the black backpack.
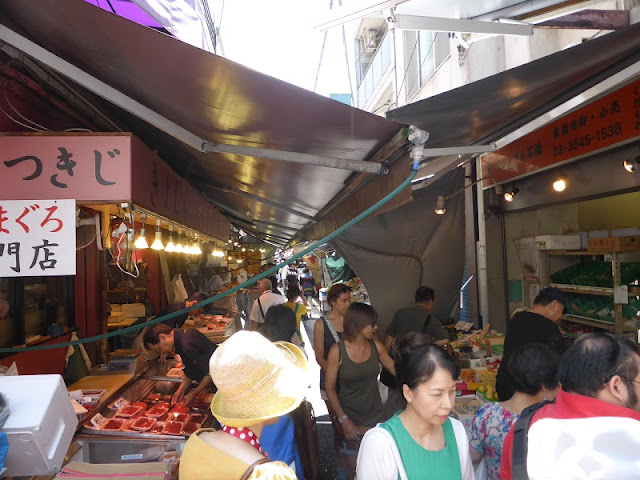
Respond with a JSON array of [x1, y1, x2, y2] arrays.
[[511, 399, 553, 480]]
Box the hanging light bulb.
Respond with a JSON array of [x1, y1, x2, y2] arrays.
[[504, 186, 519, 202], [236, 258, 242, 263], [193, 234, 203, 255], [150, 217, 165, 250], [165, 224, 176, 252], [175, 228, 184, 253], [434, 196, 446, 215], [134, 212, 149, 249]]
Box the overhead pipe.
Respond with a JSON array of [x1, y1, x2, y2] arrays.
[[472, 0, 569, 22]]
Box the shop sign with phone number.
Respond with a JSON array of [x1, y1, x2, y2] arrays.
[[481, 79, 640, 186]]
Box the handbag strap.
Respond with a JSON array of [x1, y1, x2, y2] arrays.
[[422, 313, 432, 333], [323, 314, 340, 343], [257, 297, 266, 320], [240, 457, 270, 480]]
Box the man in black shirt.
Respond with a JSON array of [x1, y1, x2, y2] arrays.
[[144, 323, 216, 405], [496, 287, 568, 401]]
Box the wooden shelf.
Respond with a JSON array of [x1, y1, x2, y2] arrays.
[[551, 283, 640, 297], [545, 250, 602, 256], [561, 315, 616, 332]]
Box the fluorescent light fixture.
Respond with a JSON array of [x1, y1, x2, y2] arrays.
[[411, 173, 435, 184]]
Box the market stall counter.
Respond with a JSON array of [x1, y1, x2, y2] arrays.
[[78, 359, 216, 440]]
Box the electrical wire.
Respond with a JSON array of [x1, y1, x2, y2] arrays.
[[0, 162, 421, 352], [2, 84, 51, 131]]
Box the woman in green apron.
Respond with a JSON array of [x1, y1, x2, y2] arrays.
[[355, 332, 474, 480]]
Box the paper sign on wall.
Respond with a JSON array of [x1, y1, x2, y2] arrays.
[[0, 199, 76, 277]]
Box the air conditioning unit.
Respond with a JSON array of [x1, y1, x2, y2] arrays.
[[363, 29, 379, 53]]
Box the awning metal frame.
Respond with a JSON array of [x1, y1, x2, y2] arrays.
[[392, 14, 533, 36], [0, 24, 387, 175]]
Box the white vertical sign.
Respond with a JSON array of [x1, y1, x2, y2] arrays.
[[0, 199, 76, 277]]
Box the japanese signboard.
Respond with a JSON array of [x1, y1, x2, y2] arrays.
[[0, 199, 76, 277], [0, 134, 130, 200], [482, 79, 640, 186], [0, 134, 230, 241]]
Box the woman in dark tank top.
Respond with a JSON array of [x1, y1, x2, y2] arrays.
[[324, 302, 396, 479]]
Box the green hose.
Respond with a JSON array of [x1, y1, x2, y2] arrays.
[[0, 163, 419, 353]]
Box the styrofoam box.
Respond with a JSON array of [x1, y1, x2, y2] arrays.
[[534, 235, 581, 250], [0, 374, 78, 476]]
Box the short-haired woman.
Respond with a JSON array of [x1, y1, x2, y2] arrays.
[[326, 302, 395, 479], [313, 283, 351, 399], [470, 343, 560, 480], [356, 332, 474, 480]]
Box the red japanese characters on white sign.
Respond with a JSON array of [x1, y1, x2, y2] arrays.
[[0, 199, 76, 277]]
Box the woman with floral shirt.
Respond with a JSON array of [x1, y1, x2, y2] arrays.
[[470, 343, 560, 479]]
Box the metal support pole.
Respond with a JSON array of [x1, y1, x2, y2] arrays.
[[476, 157, 490, 326]]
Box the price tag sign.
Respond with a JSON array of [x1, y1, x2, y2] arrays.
[[108, 397, 130, 410], [90, 413, 107, 430]]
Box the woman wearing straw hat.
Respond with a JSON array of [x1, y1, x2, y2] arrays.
[[179, 330, 308, 480]]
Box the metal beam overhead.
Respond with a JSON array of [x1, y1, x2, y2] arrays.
[[537, 9, 629, 30], [202, 142, 386, 175], [421, 145, 497, 158], [394, 14, 533, 35]]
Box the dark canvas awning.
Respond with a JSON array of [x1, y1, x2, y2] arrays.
[[0, 0, 407, 245], [387, 21, 640, 181]]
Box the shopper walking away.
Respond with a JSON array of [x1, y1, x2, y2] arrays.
[[249, 278, 285, 331], [283, 285, 308, 342], [356, 332, 474, 480], [179, 331, 307, 479], [470, 343, 560, 480], [300, 267, 316, 307], [383, 286, 450, 417], [496, 287, 568, 401], [501, 332, 640, 479], [326, 302, 395, 480]]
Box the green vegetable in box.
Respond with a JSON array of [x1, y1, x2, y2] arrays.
[[551, 261, 640, 288]]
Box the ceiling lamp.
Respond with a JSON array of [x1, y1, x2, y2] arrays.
[[134, 212, 149, 249], [150, 218, 165, 250], [504, 186, 519, 202], [434, 196, 446, 215], [623, 156, 640, 173], [165, 225, 176, 252], [552, 176, 567, 192], [175, 228, 184, 253]]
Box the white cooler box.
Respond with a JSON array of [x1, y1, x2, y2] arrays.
[[0, 374, 78, 476]]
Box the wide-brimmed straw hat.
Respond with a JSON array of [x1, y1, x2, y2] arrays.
[[209, 330, 308, 427]]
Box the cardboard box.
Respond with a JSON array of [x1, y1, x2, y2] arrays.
[[534, 235, 581, 250], [55, 461, 170, 479], [120, 303, 146, 318], [587, 236, 640, 252]]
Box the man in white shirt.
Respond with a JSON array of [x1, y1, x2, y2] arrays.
[[250, 278, 285, 330]]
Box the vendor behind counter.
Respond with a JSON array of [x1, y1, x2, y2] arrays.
[[143, 323, 217, 405]]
